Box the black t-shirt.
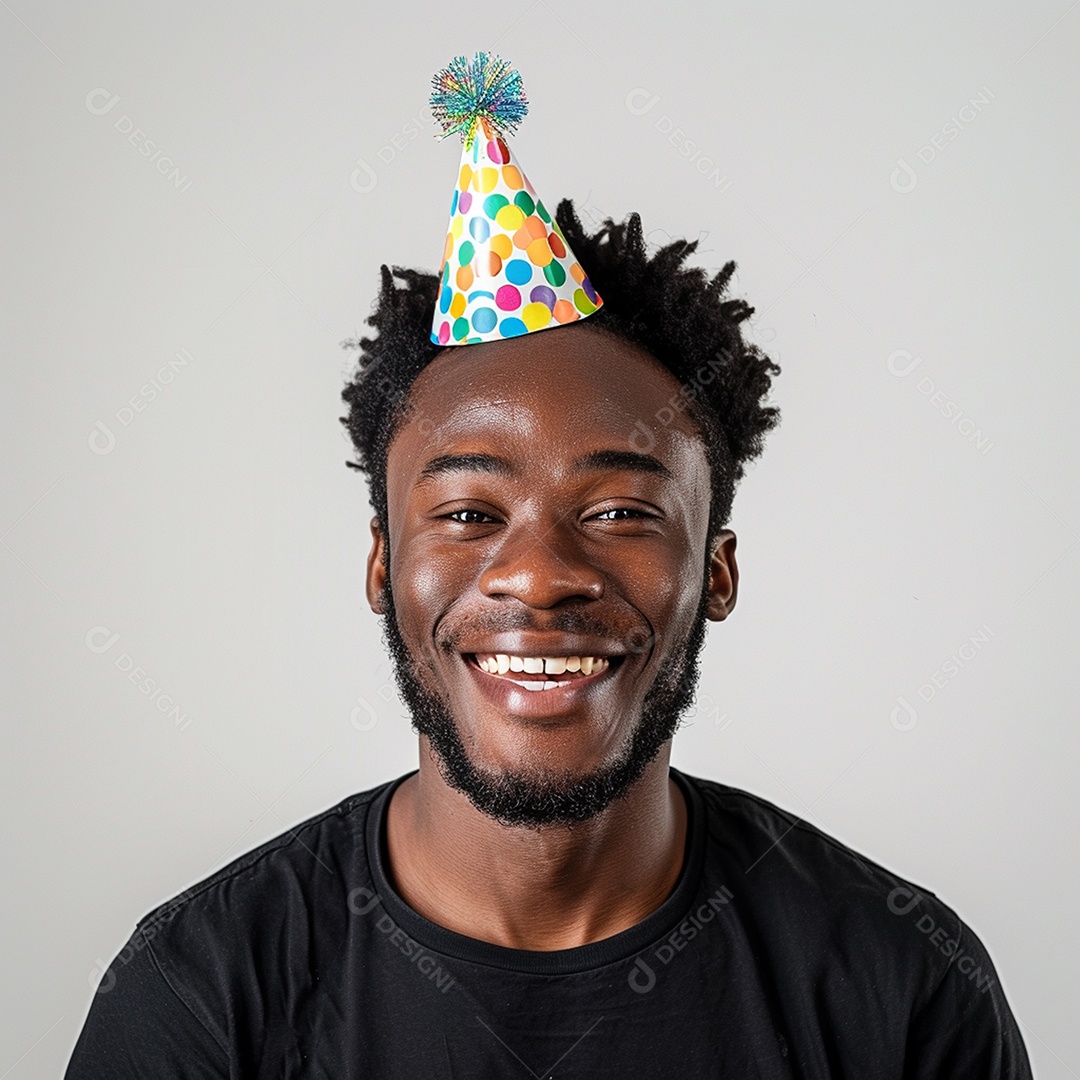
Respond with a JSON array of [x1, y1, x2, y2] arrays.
[[66, 768, 1031, 1078]]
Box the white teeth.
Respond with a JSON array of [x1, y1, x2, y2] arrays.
[[472, 654, 612, 681]]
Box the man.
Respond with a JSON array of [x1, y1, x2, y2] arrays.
[[66, 201, 1031, 1077]]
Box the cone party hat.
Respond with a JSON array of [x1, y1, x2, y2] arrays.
[[429, 53, 602, 345]]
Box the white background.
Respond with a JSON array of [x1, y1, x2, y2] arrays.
[[2, 1, 1077, 1075]]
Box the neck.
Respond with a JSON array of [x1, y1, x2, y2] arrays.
[[384, 739, 687, 951]]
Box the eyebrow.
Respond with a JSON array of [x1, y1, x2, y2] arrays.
[[417, 449, 673, 482]]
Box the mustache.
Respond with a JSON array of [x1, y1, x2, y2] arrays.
[[436, 607, 641, 655]]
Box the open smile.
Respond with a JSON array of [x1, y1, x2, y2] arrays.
[[462, 651, 624, 715]]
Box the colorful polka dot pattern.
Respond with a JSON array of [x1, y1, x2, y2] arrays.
[[431, 120, 603, 345]]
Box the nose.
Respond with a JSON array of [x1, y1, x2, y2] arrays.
[[477, 522, 605, 608]]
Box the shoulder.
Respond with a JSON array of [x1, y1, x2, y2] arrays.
[[70, 779, 401, 1075], [118, 776, 397, 1039], [684, 768, 945, 908], [137, 776, 393, 943], [680, 771, 1032, 1073], [680, 770, 999, 1002]]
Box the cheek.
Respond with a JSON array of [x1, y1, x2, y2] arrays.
[[612, 538, 703, 649], [390, 540, 475, 647]]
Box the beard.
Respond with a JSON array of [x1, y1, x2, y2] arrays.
[[378, 568, 712, 829]]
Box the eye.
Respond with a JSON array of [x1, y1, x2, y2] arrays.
[[591, 507, 654, 522], [445, 508, 498, 525]]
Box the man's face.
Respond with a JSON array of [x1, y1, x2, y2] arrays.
[[367, 324, 737, 826]]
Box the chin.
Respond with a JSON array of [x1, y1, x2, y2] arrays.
[[449, 703, 629, 776]]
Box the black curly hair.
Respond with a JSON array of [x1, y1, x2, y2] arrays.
[[340, 199, 781, 554]]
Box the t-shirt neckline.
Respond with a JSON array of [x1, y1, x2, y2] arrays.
[[365, 765, 706, 975]]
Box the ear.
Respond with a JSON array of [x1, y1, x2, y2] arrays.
[[706, 529, 738, 621], [366, 516, 388, 615]]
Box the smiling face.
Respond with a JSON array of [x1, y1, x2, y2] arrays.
[[367, 323, 738, 826]]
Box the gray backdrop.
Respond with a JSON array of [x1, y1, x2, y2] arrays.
[[3, 1, 1076, 1075]]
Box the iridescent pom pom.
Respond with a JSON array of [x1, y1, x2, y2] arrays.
[[430, 52, 529, 149]]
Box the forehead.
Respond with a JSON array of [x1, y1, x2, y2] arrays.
[[391, 325, 704, 460]]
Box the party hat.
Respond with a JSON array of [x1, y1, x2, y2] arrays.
[[429, 53, 602, 346]]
